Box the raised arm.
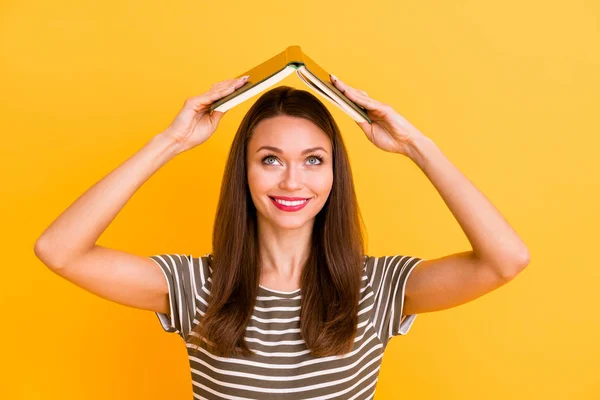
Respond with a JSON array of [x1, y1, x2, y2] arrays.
[[33, 76, 249, 314], [329, 74, 530, 317], [34, 133, 184, 314]]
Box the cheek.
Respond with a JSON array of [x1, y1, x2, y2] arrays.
[[247, 165, 274, 193], [247, 164, 333, 196], [313, 170, 334, 196]]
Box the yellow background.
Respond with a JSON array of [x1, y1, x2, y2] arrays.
[[2, 0, 598, 399]]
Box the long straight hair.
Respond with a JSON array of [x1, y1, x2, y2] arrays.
[[190, 86, 367, 357]]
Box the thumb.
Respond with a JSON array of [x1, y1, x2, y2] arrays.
[[209, 110, 226, 125]]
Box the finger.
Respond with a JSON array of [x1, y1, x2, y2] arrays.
[[330, 74, 364, 94], [356, 120, 371, 132], [188, 77, 249, 108], [330, 74, 378, 110], [211, 75, 249, 88], [211, 76, 249, 90], [338, 85, 380, 111], [210, 110, 226, 124]]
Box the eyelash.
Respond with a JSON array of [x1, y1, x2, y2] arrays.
[[261, 153, 324, 166]]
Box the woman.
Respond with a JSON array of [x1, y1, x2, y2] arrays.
[[34, 74, 530, 399]]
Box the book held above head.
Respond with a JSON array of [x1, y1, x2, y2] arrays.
[[210, 45, 372, 124]]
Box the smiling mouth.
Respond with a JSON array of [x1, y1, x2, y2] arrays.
[[269, 196, 311, 212]]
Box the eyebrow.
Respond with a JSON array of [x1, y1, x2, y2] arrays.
[[256, 146, 328, 155]]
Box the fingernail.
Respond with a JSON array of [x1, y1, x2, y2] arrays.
[[330, 73, 338, 82], [240, 75, 249, 80]]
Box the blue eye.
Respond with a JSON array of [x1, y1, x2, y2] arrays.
[[306, 155, 323, 165], [263, 155, 277, 165], [261, 153, 324, 166]]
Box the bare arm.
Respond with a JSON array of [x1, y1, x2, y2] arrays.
[[34, 133, 182, 265], [33, 76, 251, 315], [34, 133, 183, 314]]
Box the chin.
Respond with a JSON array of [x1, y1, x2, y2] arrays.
[[257, 210, 315, 231], [276, 221, 312, 230], [266, 215, 312, 230]]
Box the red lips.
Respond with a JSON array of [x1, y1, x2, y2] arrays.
[[270, 196, 310, 201], [269, 196, 311, 212]]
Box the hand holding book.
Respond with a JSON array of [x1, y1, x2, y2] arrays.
[[210, 46, 372, 124], [162, 76, 250, 153], [329, 74, 428, 158]]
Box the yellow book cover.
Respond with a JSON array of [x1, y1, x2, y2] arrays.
[[210, 45, 371, 123]]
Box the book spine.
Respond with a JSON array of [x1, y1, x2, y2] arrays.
[[285, 45, 304, 67]]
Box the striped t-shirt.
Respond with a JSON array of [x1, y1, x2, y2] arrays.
[[149, 253, 424, 400]]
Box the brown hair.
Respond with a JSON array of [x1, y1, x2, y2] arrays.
[[190, 86, 367, 357]]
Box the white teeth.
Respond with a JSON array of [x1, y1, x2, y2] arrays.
[[273, 198, 308, 206]]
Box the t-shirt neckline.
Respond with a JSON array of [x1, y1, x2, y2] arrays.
[[258, 284, 301, 296]]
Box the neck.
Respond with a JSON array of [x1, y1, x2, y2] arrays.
[[256, 217, 314, 282]]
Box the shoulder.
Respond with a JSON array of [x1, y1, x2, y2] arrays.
[[149, 253, 213, 291], [362, 254, 422, 287], [363, 254, 377, 280], [197, 253, 213, 287], [180, 253, 213, 300]]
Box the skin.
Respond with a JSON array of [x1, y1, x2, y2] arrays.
[[246, 115, 333, 290], [33, 74, 530, 319]]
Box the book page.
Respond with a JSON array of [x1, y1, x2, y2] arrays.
[[297, 66, 367, 123], [213, 65, 296, 113], [296, 69, 330, 98]]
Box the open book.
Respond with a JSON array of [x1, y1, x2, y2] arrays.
[[210, 45, 371, 124]]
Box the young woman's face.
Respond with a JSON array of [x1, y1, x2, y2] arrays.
[[246, 115, 334, 231]]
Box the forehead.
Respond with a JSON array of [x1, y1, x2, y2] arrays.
[[248, 115, 331, 151]]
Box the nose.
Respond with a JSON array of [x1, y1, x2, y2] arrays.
[[278, 164, 304, 191]]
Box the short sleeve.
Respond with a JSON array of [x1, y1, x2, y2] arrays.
[[148, 253, 209, 342], [365, 254, 425, 347]]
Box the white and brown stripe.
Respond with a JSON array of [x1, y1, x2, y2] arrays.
[[149, 253, 424, 400]]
